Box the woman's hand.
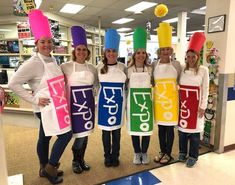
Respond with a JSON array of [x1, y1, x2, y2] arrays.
[[38, 97, 50, 107], [198, 108, 205, 118]]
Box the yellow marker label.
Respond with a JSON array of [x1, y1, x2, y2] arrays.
[[154, 78, 179, 124]]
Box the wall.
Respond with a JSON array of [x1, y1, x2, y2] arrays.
[[206, 0, 235, 151]]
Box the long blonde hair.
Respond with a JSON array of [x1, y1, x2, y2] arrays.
[[184, 49, 200, 74]]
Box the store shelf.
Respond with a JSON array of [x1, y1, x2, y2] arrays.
[[0, 53, 20, 56], [4, 106, 33, 114], [52, 53, 70, 56]]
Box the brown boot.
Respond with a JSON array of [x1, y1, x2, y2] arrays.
[[41, 163, 63, 184], [39, 163, 64, 177]]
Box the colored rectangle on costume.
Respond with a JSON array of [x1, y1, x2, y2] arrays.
[[47, 75, 70, 130], [179, 85, 200, 129], [98, 82, 124, 129], [154, 78, 178, 125], [70, 85, 95, 137], [130, 88, 153, 135]]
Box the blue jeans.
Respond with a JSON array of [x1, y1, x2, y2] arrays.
[[178, 131, 200, 160], [131, 135, 150, 153], [102, 129, 121, 160], [36, 113, 72, 166], [158, 125, 174, 156]]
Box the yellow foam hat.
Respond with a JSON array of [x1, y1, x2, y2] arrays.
[[157, 22, 172, 48]]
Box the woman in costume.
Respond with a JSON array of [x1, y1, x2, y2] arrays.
[[178, 32, 209, 167], [152, 22, 181, 165], [8, 9, 72, 184], [97, 29, 127, 167], [127, 27, 153, 165], [61, 26, 98, 174]]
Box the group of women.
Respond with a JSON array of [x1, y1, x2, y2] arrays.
[[8, 9, 209, 185]]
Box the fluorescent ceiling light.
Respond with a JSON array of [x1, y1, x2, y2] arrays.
[[112, 18, 134, 24], [125, 1, 157, 13], [163, 17, 190, 23], [0, 29, 12, 32], [200, 6, 206, 10], [60, 3, 85, 14], [117, 28, 132, 32], [35, 0, 42, 9], [187, 30, 204, 34], [191, 6, 206, 15]]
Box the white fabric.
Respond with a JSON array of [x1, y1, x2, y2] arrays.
[[126, 66, 153, 136], [97, 63, 126, 131], [35, 54, 71, 136], [179, 65, 209, 133]]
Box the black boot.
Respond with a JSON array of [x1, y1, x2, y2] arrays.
[[72, 149, 83, 174], [79, 142, 90, 171], [39, 163, 64, 177], [41, 163, 63, 184]]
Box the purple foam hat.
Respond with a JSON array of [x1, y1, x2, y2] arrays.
[[71, 26, 87, 47]]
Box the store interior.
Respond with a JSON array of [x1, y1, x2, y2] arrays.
[[1, 0, 235, 185]]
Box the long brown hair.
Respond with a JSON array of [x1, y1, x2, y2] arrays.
[[184, 49, 200, 74], [128, 49, 149, 68], [100, 51, 108, 74]]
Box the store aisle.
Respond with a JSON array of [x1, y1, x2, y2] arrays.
[[104, 150, 235, 185]]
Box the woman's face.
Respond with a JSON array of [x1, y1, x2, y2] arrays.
[[134, 49, 147, 65], [186, 51, 198, 68], [36, 37, 53, 56], [105, 49, 118, 64], [159, 47, 172, 61], [75, 45, 88, 63]]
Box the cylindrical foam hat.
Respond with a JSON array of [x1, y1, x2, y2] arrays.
[[188, 32, 206, 53], [71, 26, 87, 48], [28, 9, 52, 41], [105, 29, 120, 51], [133, 27, 147, 51], [157, 22, 172, 48]]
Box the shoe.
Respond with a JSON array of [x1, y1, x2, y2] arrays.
[[41, 163, 63, 184], [178, 153, 187, 162], [72, 161, 83, 174], [186, 157, 197, 168], [154, 152, 164, 163], [112, 159, 120, 167], [104, 158, 112, 167], [141, 153, 150, 165], [80, 161, 90, 171], [160, 154, 172, 165], [133, 153, 141, 165], [39, 163, 64, 177]]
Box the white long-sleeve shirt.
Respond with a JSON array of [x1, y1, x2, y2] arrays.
[[8, 53, 54, 112]]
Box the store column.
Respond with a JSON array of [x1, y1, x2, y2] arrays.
[[176, 12, 187, 64], [205, 0, 235, 153]]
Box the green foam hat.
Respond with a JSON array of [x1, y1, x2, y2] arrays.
[[133, 27, 147, 51]]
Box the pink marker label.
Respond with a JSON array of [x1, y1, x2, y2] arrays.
[[47, 75, 70, 129]]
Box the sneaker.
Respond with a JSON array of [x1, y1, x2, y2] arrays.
[[133, 153, 141, 165], [141, 153, 150, 165], [160, 154, 172, 165], [178, 153, 187, 162], [186, 157, 197, 168], [154, 152, 164, 163]]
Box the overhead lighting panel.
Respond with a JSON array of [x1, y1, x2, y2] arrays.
[[60, 3, 85, 14], [163, 17, 190, 23], [125, 1, 157, 13], [112, 18, 134, 24]]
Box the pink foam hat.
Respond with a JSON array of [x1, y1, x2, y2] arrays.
[[28, 9, 52, 42]]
